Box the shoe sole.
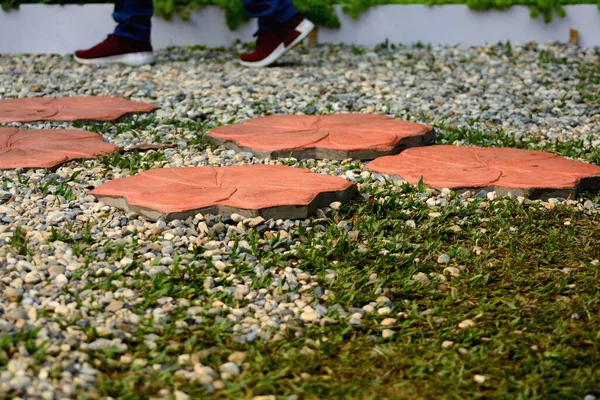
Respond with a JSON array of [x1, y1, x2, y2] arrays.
[[239, 19, 315, 68], [74, 52, 155, 66]]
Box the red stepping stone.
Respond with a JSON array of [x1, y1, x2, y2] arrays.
[[0, 127, 116, 170], [0, 96, 157, 123], [91, 165, 358, 221], [204, 114, 434, 160], [367, 145, 600, 198]]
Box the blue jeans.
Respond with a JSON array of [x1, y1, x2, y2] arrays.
[[113, 0, 298, 43]]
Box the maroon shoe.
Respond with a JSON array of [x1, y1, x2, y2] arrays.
[[239, 15, 315, 68], [74, 34, 155, 66]]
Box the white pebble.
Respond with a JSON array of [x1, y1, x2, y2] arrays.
[[441, 340, 454, 349], [300, 309, 321, 323], [382, 329, 395, 339], [214, 261, 226, 270], [362, 304, 375, 313], [24, 271, 42, 284], [377, 307, 392, 316], [230, 213, 244, 223], [458, 319, 475, 329], [411, 272, 430, 284], [219, 362, 240, 379], [175, 390, 190, 400], [443, 267, 461, 277], [437, 254, 451, 264]]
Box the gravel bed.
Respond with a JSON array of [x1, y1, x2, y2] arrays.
[[0, 42, 599, 398]]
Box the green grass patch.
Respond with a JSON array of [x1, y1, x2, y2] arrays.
[[78, 181, 600, 399]]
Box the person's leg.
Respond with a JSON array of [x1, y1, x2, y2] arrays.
[[239, 0, 314, 67], [113, 0, 153, 43], [74, 0, 155, 66], [243, 0, 297, 31]]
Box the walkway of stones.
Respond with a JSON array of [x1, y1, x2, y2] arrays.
[[1, 96, 600, 220]]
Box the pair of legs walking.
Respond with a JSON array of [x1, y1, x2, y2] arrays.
[[75, 0, 314, 67]]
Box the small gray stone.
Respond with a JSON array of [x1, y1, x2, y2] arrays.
[[303, 106, 317, 115], [149, 266, 170, 276], [314, 286, 324, 298], [412, 272, 430, 284], [48, 265, 65, 276], [204, 276, 215, 290], [9, 375, 31, 391], [213, 223, 226, 234], [475, 190, 488, 199], [0, 190, 12, 204], [7, 308, 28, 321], [255, 224, 269, 235], [349, 307, 365, 316]]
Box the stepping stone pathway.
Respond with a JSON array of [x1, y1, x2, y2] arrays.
[[367, 145, 600, 198], [205, 114, 434, 160], [0, 127, 116, 169], [91, 165, 358, 221], [0, 96, 156, 123]]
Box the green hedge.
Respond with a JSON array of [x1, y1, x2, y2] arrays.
[[3, 0, 599, 27]]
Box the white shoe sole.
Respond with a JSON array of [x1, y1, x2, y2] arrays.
[[74, 52, 155, 66], [239, 19, 315, 68]]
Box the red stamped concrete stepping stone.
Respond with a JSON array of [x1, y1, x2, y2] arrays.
[[0, 96, 157, 123], [367, 145, 600, 198], [0, 127, 116, 170], [204, 114, 434, 160], [91, 165, 358, 221]]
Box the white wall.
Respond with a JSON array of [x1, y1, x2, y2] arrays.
[[0, 4, 598, 54], [320, 5, 600, 48]]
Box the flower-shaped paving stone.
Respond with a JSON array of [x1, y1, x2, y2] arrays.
[[204, 114, 434, 160], [0, 127, 116, 169], [0, 96, 157, 123], [91, 165, 358, 221], [367, 145, 600, 198]]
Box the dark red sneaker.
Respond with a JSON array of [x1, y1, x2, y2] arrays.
[[74, 34, 155, 66], [239, 15, 315, 68]]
